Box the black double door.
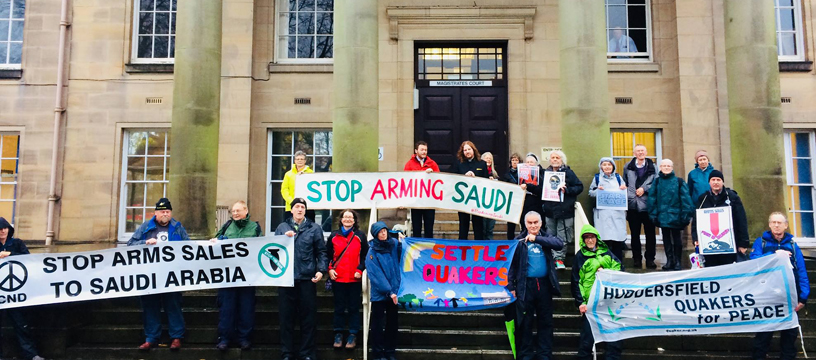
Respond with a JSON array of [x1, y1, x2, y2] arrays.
[[414, 86, 509, 174]]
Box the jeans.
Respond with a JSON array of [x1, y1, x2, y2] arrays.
[[332, 281, 362, 334], [517, 277, 554, 360], [458, 212, 485, 240], [545, 217, 573, 261], [279, 280, 317, 359], [216, 286, 256, 344], [140, 292, 185, 343], [753, 328, 799, 359], [627, 211, 656, 263], [484, 218, 496, 240], [370, 300, 399, 359], [411, 209, 435, 238], [1, 308, 38, 359], [577, 314, 622, 359]]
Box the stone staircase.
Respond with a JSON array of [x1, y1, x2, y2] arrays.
[[4, 245, 816, 359], [432, 210, 512, 240]]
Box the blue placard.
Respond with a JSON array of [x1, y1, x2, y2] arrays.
[[596, 190, 628, 210]]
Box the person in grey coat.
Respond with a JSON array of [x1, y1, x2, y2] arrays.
[[624, 144, 658, 269], [589, 157, 628, 267]]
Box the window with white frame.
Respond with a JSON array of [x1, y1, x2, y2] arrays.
[[132, 0, 176, 63], [118, 130, 170, 241], [0, 134, 20, 225], [267, 130, 333, 234], [276, 0, 333, 62], [784, 131, 815, 239], [610, 130, 662, 175], [775, 0, 805, 61], [605, 0, 651, 61], [0, 0, 24, 68]]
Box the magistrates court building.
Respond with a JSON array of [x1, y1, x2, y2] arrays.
[[0, 0, 814, 243]]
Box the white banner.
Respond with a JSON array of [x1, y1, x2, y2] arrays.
[[294, 172, 526, 223], [0, 236, 294, 310], [696, 206, 736, 254], [587, 253, 800, 342]]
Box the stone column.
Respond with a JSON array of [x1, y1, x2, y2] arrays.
[[723, 0, 784, 237], [168, 0, 222, 238], [332, 0, 378, 172], [559, 0, 611, 213]]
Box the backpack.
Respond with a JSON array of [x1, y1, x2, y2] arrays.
[[594, 173, 624, 188]]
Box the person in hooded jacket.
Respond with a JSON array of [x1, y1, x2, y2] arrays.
[[0, 218, 45, 360], [327, 209, 368, 349], [366, 221, 403, 360], [274, 198, 328, 360], [588, 157, 628, 266], [624, 144, 658, 269], [750, 212, 809, 360], [571, 224, 623, 360], [687, 150, 716, 203], [691, 170, 750, 267], [507, 211, 564, 360], [541, 150, 583, 269], [212, 201, 262, 351], [646, 159, 694, 271], [281, 150, 316, 222], [501, 153, 523, 239]]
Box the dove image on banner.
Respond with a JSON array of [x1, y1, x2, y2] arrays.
[[397, 237, 517, 311], [586, 253, 799, 342], [0, 236, 294, 310], [695, 206, 736, 255]]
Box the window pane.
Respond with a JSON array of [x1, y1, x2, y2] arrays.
[[11, 0, 22, 18], [460, 53, 476, 73], [294, 132, 314, 154], [145, 157, 165, 181], [9, 20, 22, 41], [299, 0, 315, 11], [271, 182, 284, 206], [0, 159, 16, 179], [316, 36, 332, 58], [793, 212, 815, 238], [0, 42, 5, 64], [287, 36, 297, 58], [316, 12, 332, 34], [155, 12, 169, 34], [628, 5, 647, 29], [0, 202, 14, 223], [154, 36, 169, 58], [126, 157, 145, 181], [607, 5, 627, 29], [1, 135, 18, 159], [314, 157, 331, 172], [795, 186, 814, 211], [794, 133, 811, 156], [634, 132, 656, 152], [779, 32, 796, 56], [0, 184, 14, 200], [146, 131, 168, 155], [314, 131, 332, 155], [125, 208, 140, 232], [794, 159, 813, 184], [478, 55, 496, 73], [607, 0, 626, 5], [286, 12, 296, 34], [0, 21, 6, 40], [779, 8, 795, 31], [138, 36, 153, 58], [297, 12, 314, 34], [138, 12, 153, 35], [169, 36, 175, 57], [156, 0, 171, 11], [146, 182, 165, 204], [316, 0, 332, 11], [296, 36, 314, 58], [287, 0, 296, 11], [271, 156, 291, 181], [140, 0, 154, 12], [442, 54, 458, 74], [171, 12, 175, 34], [269, 207, 285, 233], [7, 41, 19, 64], [272, 131, 293, 155], [126, 183, 145, 207], [0, 0, 9, 19], [777, 0, 794, 6]]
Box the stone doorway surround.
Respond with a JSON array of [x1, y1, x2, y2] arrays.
[[380, 5, 550, 171]]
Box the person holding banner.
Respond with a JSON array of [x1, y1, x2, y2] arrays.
[[571, 224, 623, 360], [750, 212, 809, 360], [366, 221, 403, 360], [403, 141, 440, 239], [624, 144, 658, 269], [646, 159, 694, 271], [327, 209, 368, 350], [501, 152, 523, 239], [0, 218, 45, 360], [588, 157, 628, 266], [542, 150, 583, 270], [482, 151, 500, 240], [691, 170, 750, 267], [281, 151, 316, 222], [127, 198, 189, 351], [274, 198, 328, 360], [454, 141, 488, 240], [213, 200, 262, 351], [507, 211, 564, 360]]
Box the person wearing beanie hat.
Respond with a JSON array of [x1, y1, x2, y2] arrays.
[[366, 221, 403, 360], [274, 198, 328, 360], [127, 198, 189, 351], [0, 218, 45, 360], [691, 168, 750, 267], [687, 149, 716, 203]]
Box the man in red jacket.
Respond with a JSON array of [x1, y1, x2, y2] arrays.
[[404, 141, 440, 238]]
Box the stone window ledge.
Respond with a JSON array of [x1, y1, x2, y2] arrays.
[[0, 69, 22, 79], [608, 62, 660, 73], [125, 63, 174, 74], [779, 61, 812, 72], [269, 63, 333, 73], [386, 6, 536, 40]]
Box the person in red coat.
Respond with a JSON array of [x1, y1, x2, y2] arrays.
[[327, 209, 369, 349], [403, 141, 440, 238]]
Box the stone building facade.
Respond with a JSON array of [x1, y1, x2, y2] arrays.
[[0, 0, 814, 242]]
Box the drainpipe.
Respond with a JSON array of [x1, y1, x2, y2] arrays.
[[45, 0, 71, 245]]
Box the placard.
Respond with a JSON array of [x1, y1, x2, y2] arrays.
[[517, 164, 539, 186], [596, 190, 628, 210], [696, 207, 736, 254], [542, 171, 565, 202]]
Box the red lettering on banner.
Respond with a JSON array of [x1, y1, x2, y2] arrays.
[[472, 266, 485, 285], [387, 179, 398, 199], [472, 246, 484, 261], [422, 264, 434, 282], [447, 268, 459, 284], [458, 246, 472, 261], [459, 267, 472, 283], [420, 179, 432, 198], [400, 179, 414, 198], [483, 246, 496, 261], [371, 180, 386, 200], [444, 246, 457, 261], [430, 245, 444, 260], [432, 180, 444, 200], [484, 267, 498, 285], [495, 245, 509, 261], [498, 268, 509, 286]]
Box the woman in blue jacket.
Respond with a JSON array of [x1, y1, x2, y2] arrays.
[[366, 221, 402, 360]]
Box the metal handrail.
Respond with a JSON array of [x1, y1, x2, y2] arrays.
[[574, 202, 590, 254], [361, 270, 370, 360]]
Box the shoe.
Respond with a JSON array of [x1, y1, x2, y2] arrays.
[[333, 332, 344, 348], [170, 338, 182, 351], [32, 356, 45, 360], [632, 261, 642, 269], [240, 340, 251, 350], [555, 260, 566, 270], [345, 334, 357, 349], [646, 261, 657, 269], [138, 341, 156, 351], [302, 357, 314, 360], [216, 341, 228, 351]]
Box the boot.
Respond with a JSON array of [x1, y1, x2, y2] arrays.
[[662, 241, 675, 271], [673, 241, 683, 271]]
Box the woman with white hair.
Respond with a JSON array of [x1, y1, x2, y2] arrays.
[[542, 150, 584, 269]]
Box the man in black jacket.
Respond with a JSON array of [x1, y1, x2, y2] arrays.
[[0, 218, 44, 360], [274, 198, 328, 360], [691, 170, 750, 267], [624, 145, 658, 269]]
